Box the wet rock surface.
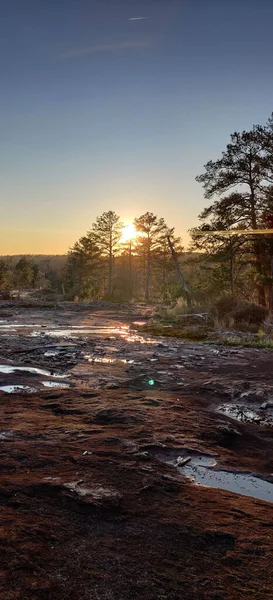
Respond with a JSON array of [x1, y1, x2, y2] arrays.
[[1, 304, 273, 599]]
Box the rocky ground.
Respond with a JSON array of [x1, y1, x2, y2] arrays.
[[0, 302, 273, 599]]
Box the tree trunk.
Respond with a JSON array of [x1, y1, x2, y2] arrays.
[[167, 236, 192, 308], [270, 255, 273, 312], [145, 237, 151, 302], [109, 255, 113, 296], [109, 231, 113, 296], [258, 282, 266, 306], [129, 242, 132, 298], [249, 183, 266, 306], [229, 241, 234, 295], [254, 246, 266, 306]]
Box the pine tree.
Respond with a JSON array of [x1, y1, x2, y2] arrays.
[[134, 212, 167, 301], [196, 128, 273, 305], [92, 211, 122, 296], [65, 233, 102, 299]]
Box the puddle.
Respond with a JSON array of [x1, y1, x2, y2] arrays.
[[44, 350, 60, 357], [123, 333, 158, 344], [0, 385, 36, 394], [217, 403, 273, 427], [155, 450, 273, 503], [27, 321, 159, 346], [0, 364, 68, 379], [132, 321, 147, 326], [41, 326, 128, 338], [0, 430, 13, 439], [0, 324, 42, 329], [30, 325, 157, 344], [84, 355, 134, 365], [42, 381, 70, 388]]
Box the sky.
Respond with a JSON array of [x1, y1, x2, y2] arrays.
[[2, 0, 273, 254]]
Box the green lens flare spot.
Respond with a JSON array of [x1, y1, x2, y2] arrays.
[[148, 379, 154, 386]]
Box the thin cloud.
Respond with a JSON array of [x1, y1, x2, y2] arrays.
[[129, 17, 148, 21], [60, 40, 150, 60]]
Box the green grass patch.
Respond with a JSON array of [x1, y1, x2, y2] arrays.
[[224, 336, 273, 349]]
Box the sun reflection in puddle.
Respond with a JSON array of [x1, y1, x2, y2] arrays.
[[84, 355, 134, 365], [0, 319, 160, 345]]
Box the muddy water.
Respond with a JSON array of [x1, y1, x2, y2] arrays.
[[155, 450, 273, 503]]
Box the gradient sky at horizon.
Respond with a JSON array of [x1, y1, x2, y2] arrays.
[[2, 0, 273, 254]]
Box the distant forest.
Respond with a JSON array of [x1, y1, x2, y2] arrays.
[[3, 113, 273, 307]]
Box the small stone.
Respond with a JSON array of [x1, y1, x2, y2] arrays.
[[176, 456, 191, 466], [240, 391, 251, 399]]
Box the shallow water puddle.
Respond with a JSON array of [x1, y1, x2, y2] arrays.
[[2, 321, 158, 344], [0, 430, 13, 439], [42, 381, 70, 388], [0, 324, 40, 328], [30, 324, 158, 344], [84, 355, 134, 365], [0, 364, 68, 379], [155, 451, 273, 503], [217, 403, 273, 427], [0, 385, 37, 394]]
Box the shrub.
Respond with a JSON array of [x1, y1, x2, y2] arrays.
[[211, 296, 237, 319], [211, 296, 268, 327], [232, 303, 268, 326]]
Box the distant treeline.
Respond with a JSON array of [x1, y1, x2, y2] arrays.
[[0, 256, 66, 294]]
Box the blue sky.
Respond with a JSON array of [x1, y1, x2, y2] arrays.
[[2, 0, 273, 253]]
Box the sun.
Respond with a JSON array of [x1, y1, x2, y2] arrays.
[[120, 223, 137, 243]]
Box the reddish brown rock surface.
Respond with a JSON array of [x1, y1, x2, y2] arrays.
[[0, 304, 272, 599]]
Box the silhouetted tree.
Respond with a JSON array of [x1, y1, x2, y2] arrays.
[[92, 211, 122, 296], [134, 212, 168, 301], [65, 233, 102, 299], [196, 128, 273, 305]]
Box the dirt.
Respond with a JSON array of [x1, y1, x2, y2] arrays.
[[0, 302, 273, 599]]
